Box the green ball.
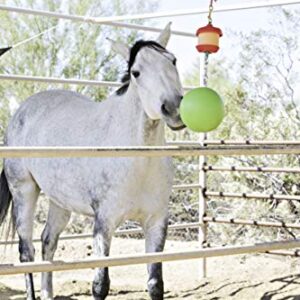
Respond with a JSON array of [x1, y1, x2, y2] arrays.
[[180, 87, 224, 132]]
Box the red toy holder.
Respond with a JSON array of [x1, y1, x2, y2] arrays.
[[196, 23, 223, 54]]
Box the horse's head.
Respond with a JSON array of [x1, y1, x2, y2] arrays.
[[109, 23, 185, 131]]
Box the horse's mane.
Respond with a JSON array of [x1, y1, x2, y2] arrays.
[[116, 40, 167, 96]]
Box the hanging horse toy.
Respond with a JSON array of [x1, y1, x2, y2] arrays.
[[180, 0, 225, 132], [0, 23, 185, 300]]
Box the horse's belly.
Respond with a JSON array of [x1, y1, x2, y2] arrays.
[[114, 159, 173, 221], [48, 192, 95, 216], [28, 157, 173, 220]]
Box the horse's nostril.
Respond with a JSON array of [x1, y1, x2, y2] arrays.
[[162, 101, 180, 117], [161, 104, 170, 116]]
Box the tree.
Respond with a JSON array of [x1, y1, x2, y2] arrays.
[[0, 0, 158, 141], [171, 7, 300, 244]]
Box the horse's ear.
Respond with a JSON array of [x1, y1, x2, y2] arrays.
[[157, 22, 172, 47], [107, 38, 130, 61]]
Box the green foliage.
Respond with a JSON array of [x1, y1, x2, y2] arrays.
[[0, 0, 157, 140], [168, 8, 300, 243]]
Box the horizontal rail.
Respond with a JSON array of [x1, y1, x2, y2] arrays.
[[0, 222, 200, 246], [0, 141, 195, 147], [2, 140, 294, 152], [0, 74, 121, 87], [173, 184, 300, 202], [1, 145, 300, 158], [167, 141, 201, 146], [0, 5, 194, 38], [0, 74, 195, 91], [1, 1, 300, 27], [173, 183, 201, 190], [169, 140, 300, 147], [205, 191, 300, 201], [203, 165, 300, 174], [1, 239, 300, 275], [204, 216, 300, 230], [208, 0, 300, 13], [25, 186, 300, 204], [204, 140, 300, 146], [266, 250, 300, 257]]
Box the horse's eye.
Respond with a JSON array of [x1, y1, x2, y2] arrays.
[[131, 71, 140, 78], [172, 58, 177, 66]]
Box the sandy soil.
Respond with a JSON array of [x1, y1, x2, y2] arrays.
[[1, 237, 300, 299]]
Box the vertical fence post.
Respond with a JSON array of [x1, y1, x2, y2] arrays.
[[198, 53, 209, 278]]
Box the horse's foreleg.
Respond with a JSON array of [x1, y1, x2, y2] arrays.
[[92, 214, 113, 300], [41, 202, 71, 300], [144, 216, 168, 300], [12, 180, 40, 300]]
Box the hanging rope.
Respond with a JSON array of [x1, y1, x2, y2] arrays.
[[208, 0, 217, 24], [203, 52, 210, 87], [203, 0, 217, 86], [0, 25, 58, 58]]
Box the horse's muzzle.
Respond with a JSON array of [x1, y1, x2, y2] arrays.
[[167, 123, 186, 131]]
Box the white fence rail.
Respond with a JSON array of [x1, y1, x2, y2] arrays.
[[0, 5, 194, 37], [1, 1, 300, 26], [0, 74, 195, 91], [0, 222, 200, 246], [1, 145, 300, 159], [1, 239, 300, 275]]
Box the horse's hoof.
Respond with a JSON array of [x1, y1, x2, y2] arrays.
[[148, 278, 164, 300], [40, 290, 53, 300], [92, 279, 110, 300]]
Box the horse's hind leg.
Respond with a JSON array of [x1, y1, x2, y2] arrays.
[[41, 201, 71, 300], [92, 213, 114, 300], [11, 177, 40, 300], [143, 215, 168, 300]]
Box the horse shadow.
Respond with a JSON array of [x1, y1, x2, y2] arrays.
[[0, 284, 24, 300], [177, 280, 263, 299], [260, 273, 300, 300], [3, 274, 300, 299], [173, 273, 300, 300], [52, 290, 91, 300], [53, 288, 145, 299], [0, 283, 90, 300], [54, 297, 78, 300]]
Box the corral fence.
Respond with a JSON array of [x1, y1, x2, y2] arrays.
[[1, 0, 300, 279]]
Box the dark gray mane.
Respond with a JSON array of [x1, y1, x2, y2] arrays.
[[116, 40, 167, 96]]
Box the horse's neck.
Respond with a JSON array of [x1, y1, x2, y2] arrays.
[[118, 85, 165, 146]]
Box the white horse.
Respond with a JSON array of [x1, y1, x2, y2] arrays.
[[0, 23, 185, 300]]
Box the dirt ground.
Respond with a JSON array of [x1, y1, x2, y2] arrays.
[[1, 237, 300, 299]]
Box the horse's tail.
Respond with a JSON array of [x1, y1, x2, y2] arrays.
[[0, 170, 12, 227]]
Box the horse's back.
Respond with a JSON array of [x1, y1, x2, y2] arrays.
[[6, 89, 103, 146]]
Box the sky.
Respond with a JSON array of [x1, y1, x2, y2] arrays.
[[141, 0, 300, 79]]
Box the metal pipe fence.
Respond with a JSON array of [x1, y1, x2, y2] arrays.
[[203, 216, 300, 230], [1, 1, 300, 25], [1, 145, 300, 158], [0, 74, 195, 91], [1, 0, 300, 284], [203, 165, 300, 174], [204, 140, 300, 145], [0, 222, 201, 246], [0, 5, 194, 37], [0, 239, 300, 276]]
